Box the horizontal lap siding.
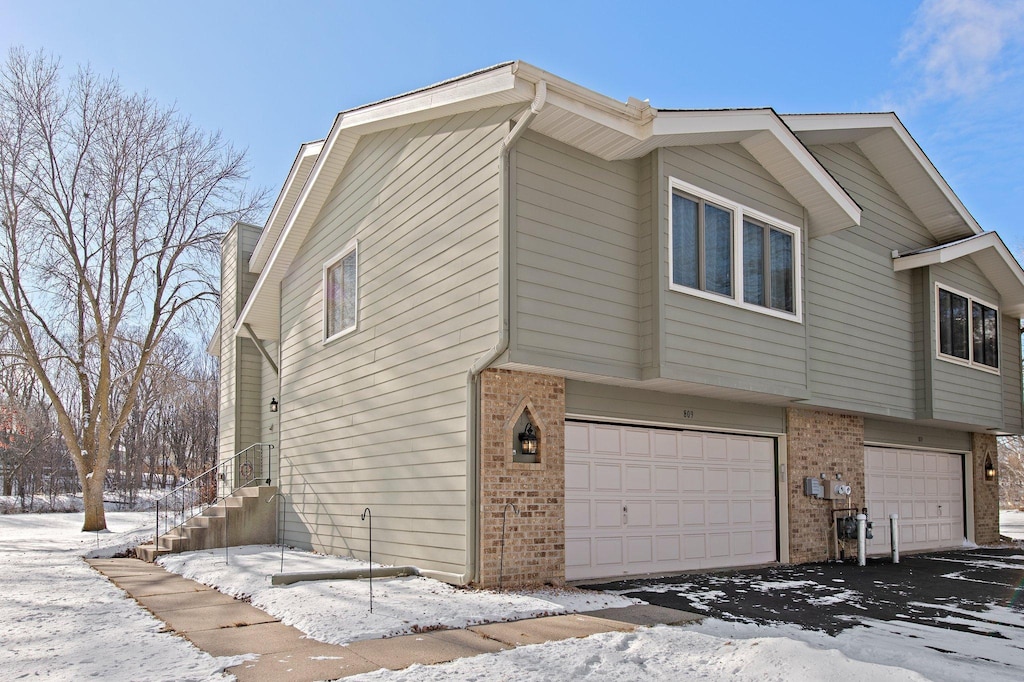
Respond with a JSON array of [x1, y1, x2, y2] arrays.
[[863, 417, 971, 451], [929, 260, 1003, 426], [660, 145, 806, 396], [1002, 315, 1023, 432], [512, 132, 641, 378], [277, 106, 513, 572], [804, 144, 932, 417], [565, 380, 785, 434]]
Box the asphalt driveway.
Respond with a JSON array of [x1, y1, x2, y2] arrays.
[[584, 546, 1024, 637]]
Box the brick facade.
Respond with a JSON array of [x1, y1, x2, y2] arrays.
[[478, 369, 565, 588], [786, 408, 866, 563], [972, 432, 1000, 544]]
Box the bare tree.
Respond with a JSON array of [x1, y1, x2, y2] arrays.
[[999, 435, 1024, 509], [0, 48, 261, 530]]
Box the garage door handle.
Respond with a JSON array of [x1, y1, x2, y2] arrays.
[[623, 505, 628, 524]]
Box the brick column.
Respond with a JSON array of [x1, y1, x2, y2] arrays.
[[478, 369, 565, 588], [972, 432, 1000, 544], [786, 408, 865, 563]]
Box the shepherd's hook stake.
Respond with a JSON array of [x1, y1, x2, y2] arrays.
[[267, 492, 287, 574], [499, 502, 520, 592], [361, 507, 373, 613]]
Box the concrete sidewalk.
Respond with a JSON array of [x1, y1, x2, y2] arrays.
[[86, 558, 700, 681]]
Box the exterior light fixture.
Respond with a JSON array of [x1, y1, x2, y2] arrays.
[[269, 397, 279, 413], [984, 455, 996, 481], [518, 423, 538, 457]]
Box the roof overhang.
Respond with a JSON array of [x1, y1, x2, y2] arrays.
[[236, 62, 861, 340], [783, 113, 982, 243], [893, 232, 1024, 317]]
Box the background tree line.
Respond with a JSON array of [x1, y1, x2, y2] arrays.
[[0, 331, 218, 511]]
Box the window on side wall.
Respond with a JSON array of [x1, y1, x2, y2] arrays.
[[936, 285, 998, 371], [670, 178, 799, 319], [323, 240, 358, 342]]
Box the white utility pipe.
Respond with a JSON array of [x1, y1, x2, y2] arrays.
[[856, 513, 867, 566], [890, 513, 900, 564]]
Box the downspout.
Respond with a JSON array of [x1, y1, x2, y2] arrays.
[[418, 80, 547, 586]]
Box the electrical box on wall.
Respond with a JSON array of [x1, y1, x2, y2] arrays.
[[804, 477, 823, 498]]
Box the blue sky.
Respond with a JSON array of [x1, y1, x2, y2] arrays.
[[3, 0, 1023, 251]]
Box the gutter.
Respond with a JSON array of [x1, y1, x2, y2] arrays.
[[424, 81, 547, 587]]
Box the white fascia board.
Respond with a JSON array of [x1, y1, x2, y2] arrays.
[[651, 110, 861, 236], [784, 113, 983, 238], [249, 140, 324, 274], [893, 232, 1024, 315], [206, 324, 221, 357]]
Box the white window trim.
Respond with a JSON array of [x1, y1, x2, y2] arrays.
[[668, 177, 803, 323], [934, 282, 1000, 375], [322, 238, 359, 344]]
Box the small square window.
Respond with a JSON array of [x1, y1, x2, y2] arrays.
[[324, 241, 358, 341]]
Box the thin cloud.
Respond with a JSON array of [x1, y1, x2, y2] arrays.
[[888, 0, 1024, 111]]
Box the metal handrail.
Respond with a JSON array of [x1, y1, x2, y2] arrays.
[[153, 443, 274, 546]]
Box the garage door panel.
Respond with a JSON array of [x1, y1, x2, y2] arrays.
[[865, 446, 964, 556], [566, 421, 777, 580], [595, 501, 623, 528], [565, 500, 590, 529], [656, 466, 680, 492], [595, 537, 623, 565], [625, 466, 651, 492], [594, 464, 621, 491]]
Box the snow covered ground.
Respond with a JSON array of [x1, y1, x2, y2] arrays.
[[1000, 509, 1024, 539], [3, 510, 1024, 681]]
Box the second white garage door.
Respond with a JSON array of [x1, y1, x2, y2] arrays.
[[565, 421, 777, 581], [864, 446, 965, 555]]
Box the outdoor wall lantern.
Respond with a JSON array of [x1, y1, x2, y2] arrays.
[[984, 455, 996, 481], [269, 397, 279, 413], [518, 423, 538, 457]]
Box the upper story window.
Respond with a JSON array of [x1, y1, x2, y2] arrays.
[[323, 239, 358, 342], [670, 178, 800, 320], [936, 284, 998, 371]]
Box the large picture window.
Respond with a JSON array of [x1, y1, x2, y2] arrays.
[[937, 285, 998, 370], [670, 178, 800, 319], [324, 240, 358, 342]]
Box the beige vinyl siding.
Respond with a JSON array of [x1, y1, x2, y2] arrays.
[[219, 224, 263, 465], [803, 143, 933, 418], [928, 261, 1003, 427], [659, 145, 807, 397], [565, 380, 785, 434], [638, 153, 657, 371], [218, 228, 238, 465], [511, 131, 642, 378], [259, 342, 279, 482], [276, 105, 513, 573], [863, 417, 971, 451]]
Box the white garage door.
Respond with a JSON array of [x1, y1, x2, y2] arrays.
[[565, 421, 777, 581], [864, 446, 964, 555]]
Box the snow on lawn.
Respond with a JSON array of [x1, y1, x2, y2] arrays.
[[1001, 509, 1024, 539], [0, 513, 240, 681], [344, 625, 930, 682], [157, 546, 640, 645]]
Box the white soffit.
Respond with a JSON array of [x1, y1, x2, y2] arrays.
[[893, 232, 1024, 317], [783, 113, 982, 243]]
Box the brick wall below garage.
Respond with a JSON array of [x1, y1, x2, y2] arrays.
[[478, 369, 565, 588], [786, 408, 866, 563], [972, 433, 1000, 544]]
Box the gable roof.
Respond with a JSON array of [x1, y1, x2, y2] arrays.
[[782, 113, 982, 243], [893, 232, 1024, 316], [236, 61, 863, 341]]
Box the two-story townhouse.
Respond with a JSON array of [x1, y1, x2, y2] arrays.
[[214, 62, 1024, 587]]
